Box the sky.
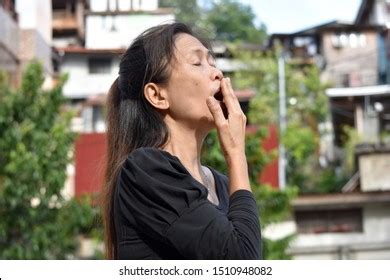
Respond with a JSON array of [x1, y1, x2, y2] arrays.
[[233, 0, 363, 34]]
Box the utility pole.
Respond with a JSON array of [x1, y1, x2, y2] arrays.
[[278, 53, 287, 190]]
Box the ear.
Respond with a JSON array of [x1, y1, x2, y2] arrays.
[[143, 82, 169, 110]]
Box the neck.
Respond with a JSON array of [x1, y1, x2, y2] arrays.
[[161, 120, 210, 179]]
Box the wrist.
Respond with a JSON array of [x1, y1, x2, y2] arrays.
[[226, 150, 247, 165]]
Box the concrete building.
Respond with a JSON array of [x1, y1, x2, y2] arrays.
[[264, 142, 390, 259], [16, 0, 53, 77], [0, 0, 53, 87], [53, 0, 175, 133], [289, 190, 390, 259], [265, 0, 390, 259], [0, 0, 19, 86]]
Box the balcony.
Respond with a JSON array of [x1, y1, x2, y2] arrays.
[[53, 10, 78, 31]]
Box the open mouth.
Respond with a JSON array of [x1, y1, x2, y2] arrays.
[[213, 89, 228, 118], [214, 89, 223, 102]]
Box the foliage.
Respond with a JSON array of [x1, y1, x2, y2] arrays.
[[159, 0, 202, 29], [341, 126, 362, 175], [160, 0, 267, 43], [203, 0, 267, 43], [283, 123, 317, 191], [262, 234, 295, 260], [0, 62, 99, 259]]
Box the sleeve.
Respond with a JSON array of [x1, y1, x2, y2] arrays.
[[117, 148, 262, 260]]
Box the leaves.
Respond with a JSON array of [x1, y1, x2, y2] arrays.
[[204, 0, 267, 43], [159, 0, 267, 43], [0, 62, 100, 259]]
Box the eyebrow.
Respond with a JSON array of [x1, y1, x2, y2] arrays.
[[189, 48, 214, 59]]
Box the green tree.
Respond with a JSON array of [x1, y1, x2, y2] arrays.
[[0, 62, 99, 259], [204, 0, 267, 43], [159, 0, 202, 28], [160, 0, 267, 43]]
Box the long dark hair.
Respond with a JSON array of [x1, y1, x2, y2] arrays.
[[103, 22, 211, 259]]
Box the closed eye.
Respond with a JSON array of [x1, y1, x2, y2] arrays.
[[192, 63, 216, 67]]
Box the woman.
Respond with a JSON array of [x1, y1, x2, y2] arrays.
[[103, 22, 261, 260]]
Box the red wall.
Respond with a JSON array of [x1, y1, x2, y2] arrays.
[[259, 125, 279, 188], [75, 133, 107, 197]]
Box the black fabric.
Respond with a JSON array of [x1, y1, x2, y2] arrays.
[[114, 147, 262, 259]]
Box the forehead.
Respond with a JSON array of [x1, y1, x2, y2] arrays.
[[174, 33, 210, 58]]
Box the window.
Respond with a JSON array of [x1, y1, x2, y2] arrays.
[[295, 208, 363, 234], [88, 58, 111, 74], [341, 73, 350, 87], [92, 105, 106, 132], [331, 33, 366, 48]]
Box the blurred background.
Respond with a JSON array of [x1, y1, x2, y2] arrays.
[[0, 0, 389, 260]]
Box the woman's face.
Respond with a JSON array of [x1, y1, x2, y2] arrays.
[[162, 33, 223, 129]]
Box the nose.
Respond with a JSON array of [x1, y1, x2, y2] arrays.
[[211, 66, 223, 81]]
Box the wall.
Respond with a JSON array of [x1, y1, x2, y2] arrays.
[[19, 29, 53, 74], [75, 133, 107, 197], [359, 153, 390, 191], [288, 203, 390, 259], [90, 0, 158, 12], [61, 53, 121, 98], [16, 0, 52, 44], [322, 30, 379, 87], [0, 5, 19, 84], [85, 14, 174, 49], [260, 125, 279, 188]]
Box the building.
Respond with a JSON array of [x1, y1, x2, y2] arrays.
[[0, 0, 19, 86], [289, 189, 390, 259], [0, 0, 54, 87], [53, 0, 175, 133], [269, 21, 388, 87], [265, 0, 390, 259], [51, 0, 174, 198]]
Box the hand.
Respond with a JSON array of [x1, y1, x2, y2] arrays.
[[206, 77, 247, 161]]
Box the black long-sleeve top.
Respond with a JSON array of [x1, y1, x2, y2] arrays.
[[113, 147, 262, 259]]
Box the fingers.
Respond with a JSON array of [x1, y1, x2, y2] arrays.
[[220, 78, 241, 115], [206, 96, 227, 128], [208, 78, 247, 158]]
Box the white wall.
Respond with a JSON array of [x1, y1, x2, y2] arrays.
[[288, 204, 390, 259], [90, 0, 158, 12], [62, 54, 120, 98], [86, 14, 174, 49], [16, 0, 52, 44]]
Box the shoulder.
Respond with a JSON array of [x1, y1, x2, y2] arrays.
[[127, 147, 171, 163], [120, 147, 196, 190], [117, 147, 207, 210], [124, 147, 182, 173]]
